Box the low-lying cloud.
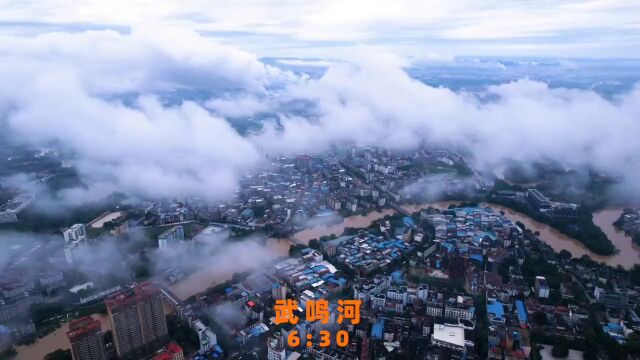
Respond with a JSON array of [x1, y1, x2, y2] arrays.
[[1, 29, 640, 205]]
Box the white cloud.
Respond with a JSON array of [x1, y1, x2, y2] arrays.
[[251, 52, 640, 198], [1, 0, 639, 57], [0, 27, 283, 95], [1, 30, 640, 204], [0, 29, 283, 201], [205, 94, 271, 118]]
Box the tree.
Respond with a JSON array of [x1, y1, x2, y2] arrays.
[[167, 314, 199, 354], [559, 249, 572, 260], [532, 311, 548, 326], [308, 239, 321, 249], [551, 342, 569, 358], [44, 349, 72, 360], [0, 348, 17, 360]]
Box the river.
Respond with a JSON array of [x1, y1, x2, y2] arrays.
[[167, 237, 292, 300], [25, 204, 639, 358], [169, 202, 640, 300], [592, 207, 640, 268], [14, 314, 110, 360]]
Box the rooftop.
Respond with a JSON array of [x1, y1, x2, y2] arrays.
[[67, 316, 101, 342], [433, 323, 465, 348]]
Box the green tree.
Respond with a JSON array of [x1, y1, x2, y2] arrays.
[[308, 239, 321, 249], [559, 249, 572, 260], [44, 349, 72, 360], [551, 342, 569, 358], [0, 348, 17, 360]]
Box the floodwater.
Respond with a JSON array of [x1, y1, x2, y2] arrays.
[[407, 201, 640, 268], [293, 208, 397, 243], [593, 207, 640, 268], [89, 211, 123, 228], [21, 204, 638, 358], [167, 238, 292, 300], [14, 314, 110, 360], [168, 209, 398, 300], [169, 202, 640, 301], [477, 202, 615, 264]]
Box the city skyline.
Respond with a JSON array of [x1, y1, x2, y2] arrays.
[[1, 2, 640, 360]]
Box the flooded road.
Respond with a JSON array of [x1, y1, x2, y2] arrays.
[[14, 314, 110, 360]]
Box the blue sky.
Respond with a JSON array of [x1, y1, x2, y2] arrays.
[[1, 0, 639, 59]]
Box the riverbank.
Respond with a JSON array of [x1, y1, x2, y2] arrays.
[[167, 237, 291, 300], [168, 201, 640, 301], [14, 314, 110, 360]]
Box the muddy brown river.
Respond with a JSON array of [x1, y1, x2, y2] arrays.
[[23, 204, 640, 358], [14, 314, 110, 360], [169, 202, 640, 301]]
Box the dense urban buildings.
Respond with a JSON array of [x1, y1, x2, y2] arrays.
[[157, 225, 185, 249], [66, 316, 106, 360], [106, 282, 169, 358]]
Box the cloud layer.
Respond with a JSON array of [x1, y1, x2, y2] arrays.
[[1, 29, 640, 204], [1, 0, 639, 58]]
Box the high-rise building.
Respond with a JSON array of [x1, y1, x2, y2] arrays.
[[267, 332, 286, 360], [527, 189, 551, 210], [157, 225, 185, 249], [63, 224, 88, 266], [193, 319, 217, 354], [534, 276, 550, 298], [64, 224, 87, 243], [106, 282, 169, 358], [66, 316, 106, 360], [271, 282, 287, 301]]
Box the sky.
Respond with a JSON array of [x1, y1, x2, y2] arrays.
[[0, 1, 639, 205], [1, 0, 639, 58]]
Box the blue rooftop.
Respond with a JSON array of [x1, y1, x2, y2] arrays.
[[606, 322, 623, 332], [515, 300, 528, 323], [442, 243, 454, 253], [470, 254, 484, 262], [487, 300, 505, 320], [403, 217, 415, 227], [371, 318, 385, 339]]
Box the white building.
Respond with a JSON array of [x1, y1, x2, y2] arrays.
[[193, 319, 217, 354], [0, 211, 18, 224], [62, 224, 89, 266], [432, 323, 465, 353], [353, 275, 391, 303], [535, 276, 550, 298], [386, 287, 408, 305], [371, 294, 386, 311], [267, 333, 286, 360], [158, 225, 185, 249], [63, 224, 87, 243], [445, 305, 474, 321], [418, 285, 429, 301]]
